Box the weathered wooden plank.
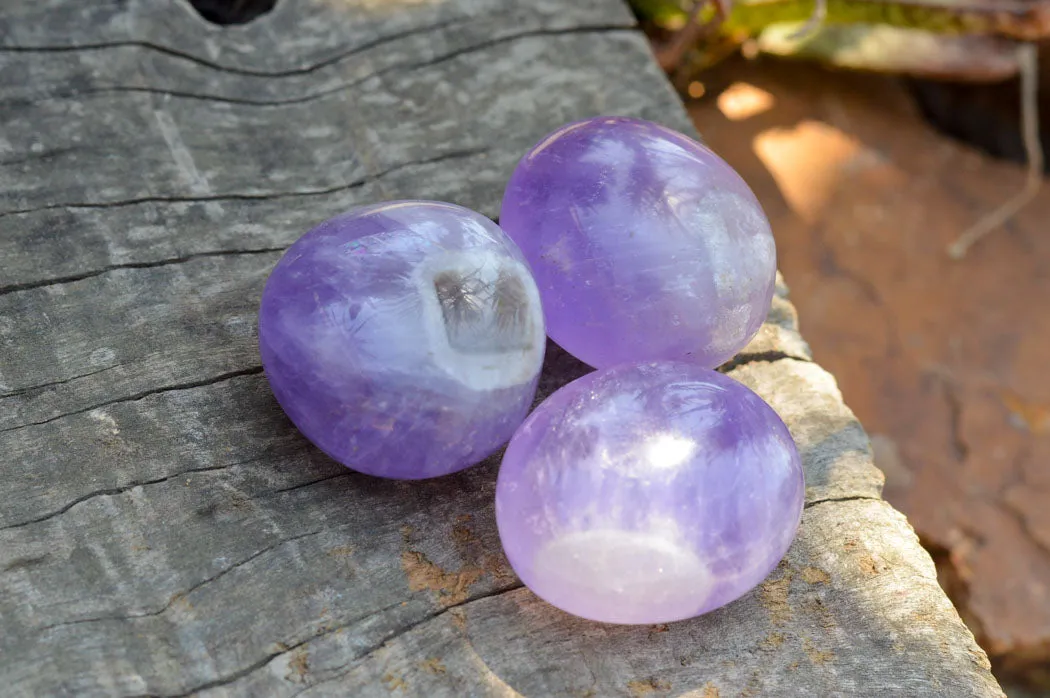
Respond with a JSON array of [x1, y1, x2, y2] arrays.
[[1, 26, 667, 288], [215, 499, 994, 698], [0, 0, 1002, 695]]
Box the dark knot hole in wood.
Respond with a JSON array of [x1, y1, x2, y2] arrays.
[[186, 0, 277, 25]]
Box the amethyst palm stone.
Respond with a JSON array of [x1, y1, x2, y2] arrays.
[[259, 201, 546, 479], [501, 116, 776, 369], [496, 362, 804, 624]]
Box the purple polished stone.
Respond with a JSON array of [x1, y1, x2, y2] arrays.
[[259, 201, 546, 479], [496, 361, 803, 624], [500, 116, 776, 369]]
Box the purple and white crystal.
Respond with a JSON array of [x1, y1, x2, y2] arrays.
[[258, 201, 546, 479], [500, 116, 776, 369], [496, 362, 803, 624]]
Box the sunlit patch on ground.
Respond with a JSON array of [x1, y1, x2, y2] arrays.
[[716, 82, 776, 121]]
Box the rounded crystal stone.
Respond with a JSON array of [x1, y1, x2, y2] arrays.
[[496, 362, 804, 624], [500, 116, 776, 369], [259, 201, 546, 479]]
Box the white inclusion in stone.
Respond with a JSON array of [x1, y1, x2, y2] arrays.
[[680, 190, 773, 300], [415, 250, 545, 392], [676, 196, 736, 299], [532, 529, 711, 624], [707, 303, 755, 357], [718, 190, 776, 286]]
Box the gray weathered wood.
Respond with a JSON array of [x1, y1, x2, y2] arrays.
[[0, 0, 1003, 695]]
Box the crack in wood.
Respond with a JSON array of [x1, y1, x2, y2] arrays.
[[804, 495, 881, 509], [0, 17, 474, 78], [286, 584, 526, 696], [0, 248, 284, 297], [0, 364, 124, 398], [36, 82, 368, 108], [719, 350, 806, 374], [5, 25, 639, 112], [0, 456, 267, 532], [143, 598, 410, 698], [395, 25, 638, 76], [0, 366, 264, 435], [0, 317, 806, 436], [267, 472, 351, 497], [0, 147, 489, 221], [37, 528, 325, 630], [0, 18, 638, 91], [167, 583, 524, 697]]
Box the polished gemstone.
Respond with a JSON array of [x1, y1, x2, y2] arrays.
[[501, 116, 776, 369], [495, 361, 804, 624], [259, 201, 546, 479]]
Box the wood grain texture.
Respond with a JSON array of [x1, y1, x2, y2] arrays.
[[0, 0, 1002, 695]]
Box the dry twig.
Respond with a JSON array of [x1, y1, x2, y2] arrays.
[[948, 42, 1043, 259]]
